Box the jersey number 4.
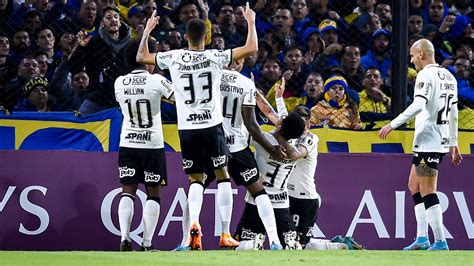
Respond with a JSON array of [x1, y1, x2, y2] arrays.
[[180, 72, 212, 104]]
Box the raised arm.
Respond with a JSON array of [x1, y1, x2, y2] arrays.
[[232, 2, 258, 60], [137, 11, 159, 65]]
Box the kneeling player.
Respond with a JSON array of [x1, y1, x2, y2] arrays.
[[115, 41, 173, 251]]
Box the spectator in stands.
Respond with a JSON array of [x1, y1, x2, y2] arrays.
[[9, 1, 47, 30], [408, 13, 424, 36], [232, 3, 249, 47], [23, 10, 43, 39], [10, 29, 32, 63], [0, 0, 12, 35], [449, 0, 474, 16], [454, 39, 473, 61], [424, 0, 448, 27], [210, 33, 225, 50], [376, 2, 392, 30], [35, 51, 48, 78], [359, 68, 391, 123], [272, 7, 297, 49], [454, 56, 474, 105], [338, 45, 364, 92], [256, 58, 281, 95], [291, 0, 311, 33], [302, 71, 324, 109], [165, 28, 183, 49], [69, 5, 131, 114], [310, 75, 362, 129], [127, 5, 146, 39], [256, 40, 273, 64], [311, 19, 342, 74], [301, 28, 324, 65], [215, 3, 239, 48], [410, 0, 426, 14], [37, 27, 61, 79], [344, 0, 376, 31], [253, 0, 281, 36], [142, 0, 157, 18], [0, 34, 15, 83], [14, 76, 58, 112], [64, 0, 98, 36], [172, 0, 210, 37], [97, 0, 115, 15], [241, 53, 259, 79], [361, 29, 392, 80]]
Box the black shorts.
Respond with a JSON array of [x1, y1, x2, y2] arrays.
[[178, 124, 229, 175], [234, 203, 296, 247], [228, 147, 260, 186], [289, 197, 319, 245], [118, 147, 167, 187], [412, 152, 446, 170]]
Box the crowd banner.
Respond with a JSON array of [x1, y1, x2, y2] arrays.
[[1, 109, 473, 153], [0, 151, 472, 250]]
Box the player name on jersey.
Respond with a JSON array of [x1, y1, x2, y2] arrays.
[[177, 61, 211, 71]]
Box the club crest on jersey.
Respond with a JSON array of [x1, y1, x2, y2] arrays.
[[212, 155, 227, 167], [187, 110, 212, 122], [182, 53, 192, 63], [119, 166, 135, 178], [182, 159, 193, 169], [438, 71, 445, 80], [123, 77, 132, 85], [144, 171, 161, 182], [240, 168, 258, 182]]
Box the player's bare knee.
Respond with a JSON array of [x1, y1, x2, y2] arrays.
[[121, 184, 138, 195], [145, 185, 162, 198], [407, 180, 419, 194], [214, 167, 230, 181], [189, 173, 204, 184], [415, 163, 438, 178], [246, 181, 264, 196]]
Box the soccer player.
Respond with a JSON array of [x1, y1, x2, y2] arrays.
[[234, 111, 306, 250], [137, 3, 258, 250], [379, 39, 462, 251], [114, 40, 174, 251]]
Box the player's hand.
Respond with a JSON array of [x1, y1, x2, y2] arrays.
[[275, 77, 286, 98], [240, 2, 256, 23], [144, 10, 160, 35], [271, 145, 287, 161], [378, 123, 393, 139], [450, 146, 463, 165]]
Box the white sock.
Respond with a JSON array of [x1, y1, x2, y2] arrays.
[[180, 201, 190, 246], [426, 204, 446, 242], [414, 203, 429, 238], [118, 195, 134, 242], [235, 240, 254, 250], [188, 183, 204, 224], [142, 199, 160, 247], [305, 239, 347, 250], [255, 194, 280, 246], [217, 181, 233, 234]]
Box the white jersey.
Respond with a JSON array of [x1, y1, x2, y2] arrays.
[[287, 132, 320, 200], [220, 69, 257, 153], [155, 49, 232, 130], [412, 64, 458, 153], [115, 70, 173, 149], [245, 132, 297, 209]]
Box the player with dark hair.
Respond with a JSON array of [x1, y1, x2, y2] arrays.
[[137, 2, 258, 250], [380, 39, 462, 251], [115, 40, 173, 252]]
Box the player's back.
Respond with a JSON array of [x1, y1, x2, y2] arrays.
[[287, 132, 319, 199], [413, 64, 457, 153], [155, 49, 232, 130], [220, 69, 257, 153], [115, 70, 173, 149], [245, 132, 297, 209]]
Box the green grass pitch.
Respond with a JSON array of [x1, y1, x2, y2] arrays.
[[1, 250, 473, 266]]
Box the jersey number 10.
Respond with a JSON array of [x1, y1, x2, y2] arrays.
[[125, 99, 153, 128]]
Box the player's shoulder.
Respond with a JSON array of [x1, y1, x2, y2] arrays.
[[157, 49, 178, 60]]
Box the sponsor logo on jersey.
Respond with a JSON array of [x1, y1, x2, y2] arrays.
[[182, 159, 193, 169], [187, 110, 212, 122], [241, 168, 258, 182], [221, 73, 237, 83], [427, 157, 440, 164], [125, 132, 151, 142], [306, 226, 314, 237], [131, 76, 147, 85], [241, 227, 257, 240], [119, 166, 135, 178], [144, 171, 161, 182], [225, 135, 235, 145], [268, 191, 288, 202], [212, 155, 227, 167], [158, 53, 172, 60], [191, 53, 206, 63]]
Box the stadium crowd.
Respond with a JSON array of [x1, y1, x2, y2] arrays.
[[0, 0, 473, 128]]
